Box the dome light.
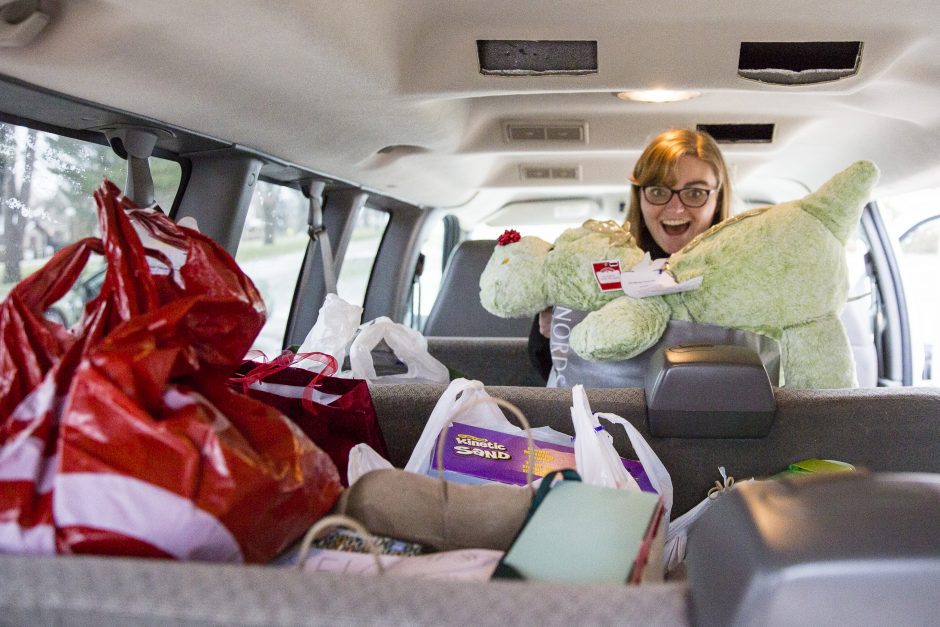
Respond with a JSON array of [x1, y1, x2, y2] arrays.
[[616, 89, 701, 103]]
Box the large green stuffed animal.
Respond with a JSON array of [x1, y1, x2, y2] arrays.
[[479, 160, 879, 388]]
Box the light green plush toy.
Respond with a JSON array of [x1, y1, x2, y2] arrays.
[[479, 160, 880, 389], [480, 220, 645, 316], [479, 233, 553, 317]]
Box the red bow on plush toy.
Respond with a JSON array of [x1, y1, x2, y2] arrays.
[[497, 229, 521, 246]]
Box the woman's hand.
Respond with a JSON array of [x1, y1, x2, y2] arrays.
[[538, 307, 553, 338]]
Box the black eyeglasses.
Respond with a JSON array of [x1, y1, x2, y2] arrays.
[[641, 186, 718, 208]]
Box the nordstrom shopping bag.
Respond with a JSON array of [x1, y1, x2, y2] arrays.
[[0, 180, 343, 562], [233, 352, 390, 485]]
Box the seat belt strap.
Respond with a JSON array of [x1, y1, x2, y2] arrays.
[[302, 181, 336, 294]]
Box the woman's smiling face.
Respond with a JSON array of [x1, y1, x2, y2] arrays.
[[639, 154, 720, 254]]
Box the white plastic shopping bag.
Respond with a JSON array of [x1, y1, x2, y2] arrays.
[[403, 378, 570, 475], [347, 442, 394, 486], [297, 294, 363, 368], [570, 385, 677, 574], [570, 385, 673, 516], [349, 317, 450, 384], [663, 467, 750, 573], [592, 411, 674, 519], [571, 385, 641, 491], [574, 383, 747, 574]]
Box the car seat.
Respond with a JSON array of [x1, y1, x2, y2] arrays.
[[423, 240, 532, 337]]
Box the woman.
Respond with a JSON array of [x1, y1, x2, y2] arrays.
[[528, 128, 733, 381]]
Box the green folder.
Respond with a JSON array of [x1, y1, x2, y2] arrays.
[[495, 481, 663, 584], [767, 458, 856, 480]]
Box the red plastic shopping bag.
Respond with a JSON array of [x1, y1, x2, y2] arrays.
[[1, 179, 176, 426], [0, 237, 103, 424], [54, 304, 343, 562], [0, 180, 343, 562], [233, 353, 390, 486]]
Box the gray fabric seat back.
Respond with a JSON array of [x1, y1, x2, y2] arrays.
[[423, 240, 531, 337], [426, 337, 544, 386], [368, 384, 940, 519], [0, 554, 690, 625]]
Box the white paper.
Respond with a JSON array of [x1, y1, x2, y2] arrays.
[[620, 253, 703, 298]]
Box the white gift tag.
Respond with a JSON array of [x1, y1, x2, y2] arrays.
[[620, 253, 703, 298]]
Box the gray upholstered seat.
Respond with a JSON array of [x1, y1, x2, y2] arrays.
[[0, 554, 689, 625], [423, 240, 532, 337], [368, 383, 940, 518]]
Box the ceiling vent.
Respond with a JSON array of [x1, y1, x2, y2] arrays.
[[738, 41, 862, 85], [478, 40, 598, 76], [696, 123, 775, 143], [519, 165, 582, 181], [504, 121, 587, 143]]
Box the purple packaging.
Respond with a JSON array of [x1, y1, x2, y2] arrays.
[[430, 422, 655, 492]]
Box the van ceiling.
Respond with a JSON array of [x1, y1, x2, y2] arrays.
[[2, 1, 940, 216]]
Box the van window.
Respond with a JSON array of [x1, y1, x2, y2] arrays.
[[336, 205, 389, 307], [0, 121, 181, 324], [235, 180, 309, 355], [407, 215, 447, 330], [470, 198, 603, 243]]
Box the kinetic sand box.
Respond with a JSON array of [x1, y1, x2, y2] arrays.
[[430, 422, 654, 491]]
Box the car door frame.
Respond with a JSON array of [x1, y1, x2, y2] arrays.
[[862, 201, 913, 386]]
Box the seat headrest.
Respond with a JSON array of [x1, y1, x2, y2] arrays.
[[423, 240, 532, 338]]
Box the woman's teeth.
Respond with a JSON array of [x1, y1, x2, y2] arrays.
[[661, 219, 690, 235]]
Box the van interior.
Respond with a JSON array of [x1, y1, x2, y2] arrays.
[[1, 1, 939, 624]]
